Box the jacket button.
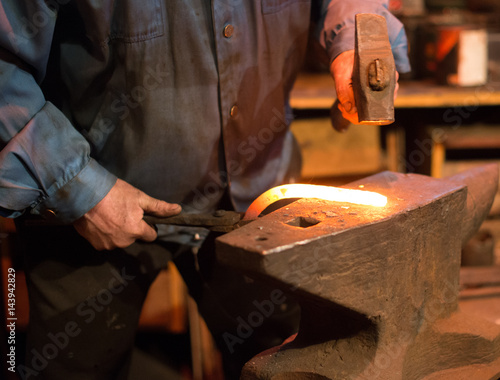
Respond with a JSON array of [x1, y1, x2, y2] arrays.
[[223, 24, 234, 38], [230, 105, 238, 118], [43, 209, 57, 220]]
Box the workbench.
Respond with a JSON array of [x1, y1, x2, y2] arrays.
[[291, 72, 500, 110], [290, 72, 500, 176]]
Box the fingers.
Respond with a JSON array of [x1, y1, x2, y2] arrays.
[[338, 101, 359, 124], [330, 50, 359, 124], [394, 71, 400, 102], [330, 99, 351, 132], [74, 178, 183, 250], [338, 86, 357, 121], [136, 192, 181, 243], [139, 193, 182, 217], [138, 219, 159, 243]]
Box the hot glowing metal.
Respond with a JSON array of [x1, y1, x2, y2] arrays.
[[244, 184, 387, 220]]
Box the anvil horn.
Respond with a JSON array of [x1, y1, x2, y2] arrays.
[[444, 163, 499, 245]]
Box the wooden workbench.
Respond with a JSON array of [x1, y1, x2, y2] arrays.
[[290, 72, 500, 110], [290, 72, 500, 174]]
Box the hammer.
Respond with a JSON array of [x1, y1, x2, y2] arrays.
[[330, 13, 396, 132]]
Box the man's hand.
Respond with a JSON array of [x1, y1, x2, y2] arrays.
[[73, 179, 182, 250], [330, 50, 400, 127], [330, 50, 358, 125]]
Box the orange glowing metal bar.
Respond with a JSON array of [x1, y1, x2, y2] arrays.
[[244, 184, 387, 220]]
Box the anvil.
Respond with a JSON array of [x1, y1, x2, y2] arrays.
[[216, 164, 500, 380]]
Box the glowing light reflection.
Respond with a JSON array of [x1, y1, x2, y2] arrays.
[[244, 184, 387, 220]]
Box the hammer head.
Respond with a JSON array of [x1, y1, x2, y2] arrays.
[[354, 13, 396, 125]]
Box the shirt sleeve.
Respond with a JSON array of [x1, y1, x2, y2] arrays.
[[315, 0, 411, 73], [0, 1, 116, 223]]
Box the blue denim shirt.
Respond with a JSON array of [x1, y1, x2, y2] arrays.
[[0, 0, 410, 223]]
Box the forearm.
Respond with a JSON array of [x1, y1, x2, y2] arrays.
[[0, 104, 118, 222], [0, 1, 116, 222]]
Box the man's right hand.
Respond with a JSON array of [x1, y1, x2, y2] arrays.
[[73, 179, 182, 250], [330, 50, 400, 127]]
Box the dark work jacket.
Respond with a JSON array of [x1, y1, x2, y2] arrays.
[[0, 0, 410, 221]]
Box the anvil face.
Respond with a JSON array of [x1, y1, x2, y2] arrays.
[[219, 170, 464, 258], [217, 171, 467, 320], [216, 165, 500, 380]]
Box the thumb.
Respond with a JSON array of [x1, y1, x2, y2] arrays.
[[140, 194, 182, 217]]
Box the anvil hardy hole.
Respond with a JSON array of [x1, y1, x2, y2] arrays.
[[286, 216, 320, 228]]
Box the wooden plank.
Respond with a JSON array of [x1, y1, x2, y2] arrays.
[[459, 285, 500, 299], [395, 81, 500, 109], [429, 125, 500, 149], [460, 265, 500, 288], [431, 142, 445, 178], [138, 263, 187, 333], [289, 72, 500, 110]]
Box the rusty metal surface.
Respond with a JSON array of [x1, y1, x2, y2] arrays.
[[216, 164, 500, 380], [143, 210, 244, 232], [353, 13, 396, 125]]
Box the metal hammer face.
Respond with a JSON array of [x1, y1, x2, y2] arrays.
[[354, 13, 396, 125]]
